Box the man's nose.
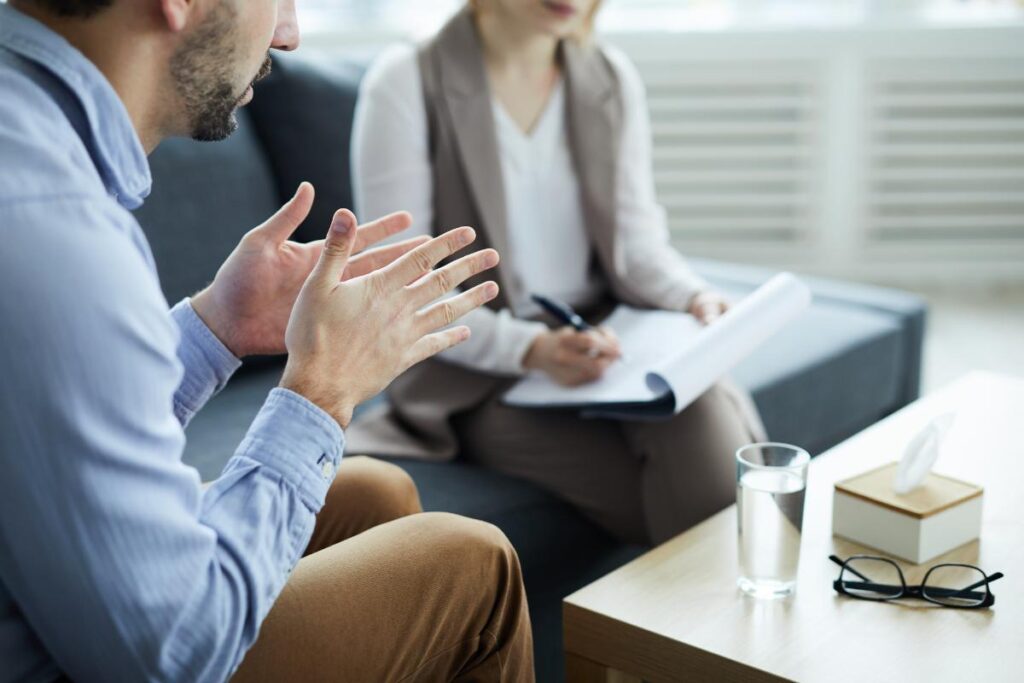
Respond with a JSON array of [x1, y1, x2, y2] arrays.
[[272, 1, 300, 52]]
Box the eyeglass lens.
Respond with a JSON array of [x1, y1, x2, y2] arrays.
[[923, 564, 989, 607], [840, 557, 904, 600]]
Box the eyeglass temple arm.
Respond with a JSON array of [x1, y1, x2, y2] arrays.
[[829, 554, 871, 581], [956, 571, 1004, 596]]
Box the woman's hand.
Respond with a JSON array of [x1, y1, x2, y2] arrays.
[[688, 290, 731, 325], [523, 327, 622, 387]]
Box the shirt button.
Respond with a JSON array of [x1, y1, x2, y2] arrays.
[[321, 460, 335, 480]]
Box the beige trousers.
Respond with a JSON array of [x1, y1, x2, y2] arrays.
[[232, 456, 534, 682], [453, 381, 766, 546]]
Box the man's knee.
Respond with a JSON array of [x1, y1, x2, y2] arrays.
[[416, 513, 521, 578], [332, 456, 422, 518]]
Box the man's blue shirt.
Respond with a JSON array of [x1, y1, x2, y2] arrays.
[[0, 5, 345, 681]]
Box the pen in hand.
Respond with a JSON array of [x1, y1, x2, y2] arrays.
[[530, 294, 627, 362]]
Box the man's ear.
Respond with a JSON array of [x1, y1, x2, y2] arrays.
[[159, 0, 192, 32]]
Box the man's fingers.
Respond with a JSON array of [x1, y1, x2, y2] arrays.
[[257, 182, 315, 243], [407, 248, 499, 308], [343, 236, 431, 280], [380, 226, 477, 289], [352, 211, 413, 254], [417, 282, 499, 332], [405, 327, 472, 368], [309, 210, 356, 288]]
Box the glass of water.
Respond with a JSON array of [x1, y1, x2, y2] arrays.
[[736, 443, 810, 599]]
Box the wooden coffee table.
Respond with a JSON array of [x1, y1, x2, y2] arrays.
[[563, 372, 1023, 682]]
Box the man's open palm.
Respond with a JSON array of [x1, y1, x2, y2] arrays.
[[191, 182, 427, 357]]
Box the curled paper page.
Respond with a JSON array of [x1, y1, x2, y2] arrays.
[[893, 413, 957, 494], [639, 272, 813, 418]]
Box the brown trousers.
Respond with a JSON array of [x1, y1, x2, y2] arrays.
[[232, 456, 534, 682], [454, 381, 766, 546]]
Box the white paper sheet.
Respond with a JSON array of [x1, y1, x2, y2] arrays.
[[503, 273, 812, 419]]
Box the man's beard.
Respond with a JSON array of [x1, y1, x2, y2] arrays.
[[169, 1, 273, 142]]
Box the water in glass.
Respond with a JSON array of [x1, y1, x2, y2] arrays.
[[737, 466, 806, 598]]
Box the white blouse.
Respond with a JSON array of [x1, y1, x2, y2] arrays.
[[352, 43, 708, 376], [491, 79, 606, 317]]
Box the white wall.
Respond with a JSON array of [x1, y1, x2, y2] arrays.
[[306, 11, 1024, 289], [608, 25, 1024, 289]]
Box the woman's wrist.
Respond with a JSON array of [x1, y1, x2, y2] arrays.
[[521, 330, 551, 372]]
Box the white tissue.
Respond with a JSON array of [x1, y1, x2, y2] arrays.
[[892, 413, 956, 494]]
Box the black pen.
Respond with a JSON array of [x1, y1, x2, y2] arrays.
[[530, 294, 628, 362], [531, 294, 592, 332]]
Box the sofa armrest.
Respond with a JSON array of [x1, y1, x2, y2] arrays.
[[688, 257, 928, 407]]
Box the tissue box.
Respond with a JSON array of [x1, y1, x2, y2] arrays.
[[832, 463, 983, 564]]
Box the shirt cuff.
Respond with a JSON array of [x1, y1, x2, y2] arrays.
[[234, 388, 346, 512], [170, 298, 243, 425]]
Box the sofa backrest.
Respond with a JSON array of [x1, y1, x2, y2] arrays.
[[134, 54, 366, 306], [246, 55, 366, 243], [135, 114, 280, 306]]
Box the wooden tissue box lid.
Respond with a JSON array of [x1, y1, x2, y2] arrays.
[[834, 463, 983, 519]]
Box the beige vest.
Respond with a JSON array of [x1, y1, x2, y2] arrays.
[[347, 8, 644, 461]]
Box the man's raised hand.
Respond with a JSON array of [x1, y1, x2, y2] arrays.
[[191, 182, 428, 357], [280, 210, 499, 428]]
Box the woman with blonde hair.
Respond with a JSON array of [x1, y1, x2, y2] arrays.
[[349, 0, 766, 545]]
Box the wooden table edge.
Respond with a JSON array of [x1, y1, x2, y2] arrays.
[[563, 601, 794, 683]]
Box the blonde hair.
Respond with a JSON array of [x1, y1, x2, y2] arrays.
[[468, 0, 602, 43]]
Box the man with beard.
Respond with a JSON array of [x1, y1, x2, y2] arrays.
[[0, 1, 534, 681]]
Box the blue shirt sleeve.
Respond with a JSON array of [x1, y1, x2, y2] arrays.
[[169, 298, 243, 427], [0, 197, 344, 682]]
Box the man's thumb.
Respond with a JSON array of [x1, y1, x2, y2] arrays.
[[258, 182, 315, 243], [312, 209, 357, 286]]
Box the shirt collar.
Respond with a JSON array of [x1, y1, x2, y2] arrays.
[[0, 3, 151, 209]]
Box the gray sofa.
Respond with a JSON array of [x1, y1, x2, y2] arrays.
[[134, 55, 927, 682]]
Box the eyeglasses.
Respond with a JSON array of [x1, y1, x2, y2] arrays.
[[830, 554, 1004, 608]]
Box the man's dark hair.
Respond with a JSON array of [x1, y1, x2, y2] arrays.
[[25, 0, 114, 17]]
